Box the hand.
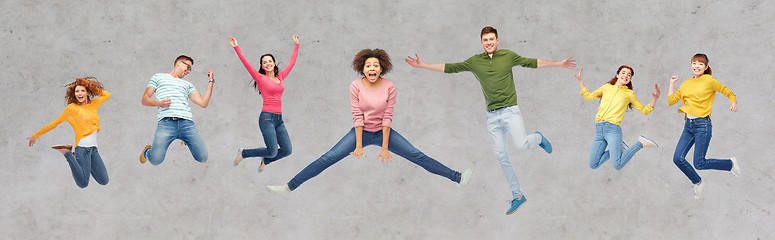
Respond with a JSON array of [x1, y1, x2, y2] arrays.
[[405, 54, 422, 68], [228, 36, 238, 47], [561, 57, 577, 69], [207, 69, 214, 81], [27, 137, 36, 147], [292, 34, 299, 45], [652, 83, 661, 99], [730, 102, 738, 112], [378, 149, 393, 163], [158, 98, 172, 108], [574, 66, 583, 81], [670, 75, 679, 84], [350, 147, 365, 159]]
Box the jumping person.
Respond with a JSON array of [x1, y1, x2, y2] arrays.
[[266, 49, 475, 195], [27, 77, 111, 188], [229, 35, 299, 173], [138, 55, 215, 165], [667, 53, 739, 200], [574, 65, 660, 171], [405, 26, 575, 215]]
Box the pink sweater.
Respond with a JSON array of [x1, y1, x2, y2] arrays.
[[350, 78, 396, 132], [233, 44, 299, 113]]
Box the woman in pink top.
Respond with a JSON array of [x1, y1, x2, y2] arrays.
[[266, 49, 475, 195], [229, 35, 299, 173]]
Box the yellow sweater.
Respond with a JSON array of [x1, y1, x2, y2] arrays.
[[668, 74, 736, 118], [32, 90, 111, 146], [581, 84, 653, 125]]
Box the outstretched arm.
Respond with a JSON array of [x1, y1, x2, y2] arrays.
[[405, 54, 445, 72], [574, 66, 587, 90], [537, 57, 576, 69], [190, 69, 215, 108], [647, 84, 660, 108]]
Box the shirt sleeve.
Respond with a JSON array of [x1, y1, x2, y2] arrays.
[[350, 82, 365, 128], [187, 81, 196, 96], [31, 106, 69, 139], [580, 85, 604, 100], [278, 44, 299, 80], [512, 52, 538, 68], [147, 75, 159, 90], [629, 91, 654, 115], [382, 83, 396, 127], [667, 85, 682, 106], [233, 46, 269, 87], [444, 57, 472, 73], [710, 76, 737, 103], [90, 89, 111, 107]]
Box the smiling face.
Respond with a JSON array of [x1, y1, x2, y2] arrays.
[[691, 61, 708, 77], [74, 85, 88, 105], [362, 57, 382, 83], [481, 33, 499, 54], [616, 68, 633, 86], [261, 55, 276, 74], [175, 59, 192, 78]]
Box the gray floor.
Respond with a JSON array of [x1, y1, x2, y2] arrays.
[[2, 1, 773, 239]]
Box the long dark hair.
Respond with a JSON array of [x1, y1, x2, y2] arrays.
[[251, 53, 280, 93], [691, 53, 712, 75], [606, 65, 634, 109]]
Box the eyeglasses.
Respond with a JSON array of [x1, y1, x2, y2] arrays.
[[180, 61, 192, 71]]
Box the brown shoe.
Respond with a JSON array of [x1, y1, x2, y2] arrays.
[[51, 145, 73, 151], [139, 145, 152, 164]]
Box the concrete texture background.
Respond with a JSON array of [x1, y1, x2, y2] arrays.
[[2, 0, 773, 239]]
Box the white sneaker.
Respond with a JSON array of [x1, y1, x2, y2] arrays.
[[693, 181, 705, 200], [638, 135, 659, 148], [459, 161, 476, 186], [730, 157, 740, 177], [266, 185, 292, 196]]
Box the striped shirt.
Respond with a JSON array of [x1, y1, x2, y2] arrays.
[[147, 73, 196, 121]]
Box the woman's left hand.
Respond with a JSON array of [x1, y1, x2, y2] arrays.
[[730, 102, 738, 112], [292, 34, 299, 45], [378, 149, 393, 163], [652, 83, 661, 99]]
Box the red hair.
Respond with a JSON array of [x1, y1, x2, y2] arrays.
[[65, 77, 104, 105]]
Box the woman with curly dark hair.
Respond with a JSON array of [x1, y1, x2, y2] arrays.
[[27, 77, 111, 188], [266, 49, 475, 195]]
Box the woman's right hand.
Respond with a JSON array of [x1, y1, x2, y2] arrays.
[[27, 137, 36, 147], [350, 147, 365, 159], [228, 36, 238, 47], [574, 66, 583, 81], [292, 34, 299, 45], [670, 75, 679, 84]]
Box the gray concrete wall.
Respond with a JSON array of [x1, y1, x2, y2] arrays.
[[2, 0, 773, 239]]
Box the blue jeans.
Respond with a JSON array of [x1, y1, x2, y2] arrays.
[[287, 128, 461, 190], [242, 112, 292, 165], [486, 106, 541, 199], [64, 146, 109, 188], [144, 117, 208, 165], [673, 117, 732, 184], [588, 122, 644, 170]]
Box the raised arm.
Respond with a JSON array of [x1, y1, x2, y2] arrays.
[[229, 36, 266, 83], [277, 35, 300, 79], [667, 75, 681, 106], [405, 54, 445, 72], [574, 66, 588, 90], [537, 57, 576, 69], [190, 69, 214, 108]]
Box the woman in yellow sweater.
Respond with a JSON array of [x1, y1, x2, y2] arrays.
[[575, 65, 660, 171], [668, 53, 739, 200], [27, 77, 111, 188]]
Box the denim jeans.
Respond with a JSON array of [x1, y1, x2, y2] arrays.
[[673, 117, 732, 184], [242, 112, 292, 165], [145, 117, 208, 165], [287, 128, 461, 190], [485, 105, 542, 199], [64, 146, 109, 188], [588, 122, 644, 170]]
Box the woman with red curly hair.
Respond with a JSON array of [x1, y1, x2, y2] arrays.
[[27, 77, 111, 188], [266, 49, 475, 195]]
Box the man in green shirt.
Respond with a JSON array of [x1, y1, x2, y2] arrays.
[[405, 26, 575, 215]]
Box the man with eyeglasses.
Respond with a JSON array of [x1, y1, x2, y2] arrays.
[[139, 55, 215, 165]]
